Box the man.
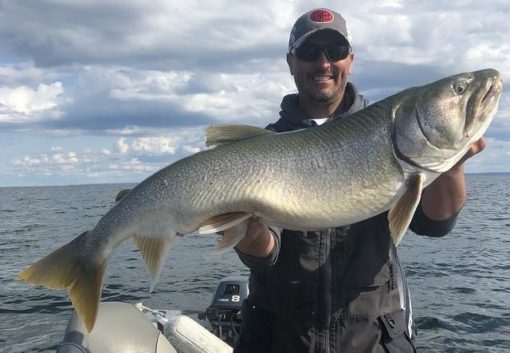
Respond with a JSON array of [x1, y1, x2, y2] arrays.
[[233, 8, 485, 353]]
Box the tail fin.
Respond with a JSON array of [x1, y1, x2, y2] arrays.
[[16, 231, 105, 332]]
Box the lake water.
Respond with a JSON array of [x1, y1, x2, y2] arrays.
[[1, 174, 509, 352]]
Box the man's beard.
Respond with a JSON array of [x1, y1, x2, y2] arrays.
[[297, 69, 343, 104], [305, 82, 344, 104], [307, 89, 338, 103]]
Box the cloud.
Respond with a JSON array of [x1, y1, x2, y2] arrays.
[[13, 150, 80, 176], [0, 82, 64, 123], [0, 0, 509, 186], [116, 137, 129, 154], [3, 127, 207, 185], [0, 63, 66, 86], [131, 137, 177, 155], [13, 155, 41, 167], [0, 65, 293, 132], [9, 144, 160, 181], [108, 158, 155, 173], [2, 1, 508, 133], [350, 3, 510, 78], [0, 1, 289, 70]]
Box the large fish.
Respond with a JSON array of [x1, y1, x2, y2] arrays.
[[18, 69, 502, 331]]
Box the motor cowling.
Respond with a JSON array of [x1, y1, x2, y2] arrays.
[[199, 276, 249, 343]]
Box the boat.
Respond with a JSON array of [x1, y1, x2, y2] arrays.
[[56, 276, 249, 353]]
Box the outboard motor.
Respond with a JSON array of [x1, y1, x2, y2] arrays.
[[199, 276, 249, 343]]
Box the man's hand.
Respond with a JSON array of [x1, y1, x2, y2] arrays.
[[446, 137, 487, 175], [466, 137, 487, 158], [421, 137, 487, 220], [234, 216, 275, 257]]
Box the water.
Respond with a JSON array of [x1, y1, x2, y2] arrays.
[[398, 174, 510, 352], [1, 175, 509, 352]]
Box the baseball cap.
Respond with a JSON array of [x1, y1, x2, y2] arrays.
[[288, 8, 352, 52]]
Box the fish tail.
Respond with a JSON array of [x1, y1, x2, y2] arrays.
[[17, 231, 105, 332]]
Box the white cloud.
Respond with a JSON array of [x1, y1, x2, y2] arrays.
[[0, 62, 65, 86], [52, 152, 78, 164], [108, 70, 189, 101], [183, 145, 201, 155], [108, 158, 156, 172], [180, 72, 293, 123], [131, 137, 176, 155], [2, 127, 206, 185], [0, 82, 64, 122], [116, 137, 129, 154], [13, 156, 41, 167]]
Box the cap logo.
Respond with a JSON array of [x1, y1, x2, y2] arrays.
[[309, 9, 334, 23]]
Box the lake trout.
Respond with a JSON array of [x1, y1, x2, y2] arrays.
[[17, 69, 503, 332]]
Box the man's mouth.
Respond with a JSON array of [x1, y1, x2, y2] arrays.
[[311, 74, 334, 83]]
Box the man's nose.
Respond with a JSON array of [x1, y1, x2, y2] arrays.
[[317, 51, 331, 67]]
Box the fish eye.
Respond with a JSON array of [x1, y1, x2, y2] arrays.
[[453, 80, 468, 95]]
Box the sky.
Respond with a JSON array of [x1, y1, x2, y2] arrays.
[[0, 0, 509, 187]]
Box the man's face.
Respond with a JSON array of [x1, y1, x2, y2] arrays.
[[287, 31, 354, 105]]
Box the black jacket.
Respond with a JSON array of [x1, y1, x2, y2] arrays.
[[235, 83, 457, 353]]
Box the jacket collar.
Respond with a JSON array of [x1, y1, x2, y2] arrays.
[[279, 82, 366, 129]]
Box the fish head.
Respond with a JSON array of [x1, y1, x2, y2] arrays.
[[394, 69, 503, 172]]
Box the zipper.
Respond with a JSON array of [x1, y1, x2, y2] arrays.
[[316, 229, 332, 353]]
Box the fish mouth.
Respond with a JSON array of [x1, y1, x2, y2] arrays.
[[466, 74, 503, 135], [480, 77, 503, 107]]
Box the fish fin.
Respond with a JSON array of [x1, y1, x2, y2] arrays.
[[114, 188, 131, 202], [198, 212, 252, 234], [133, 235, 174, 292], [388, 174, 425, 246], [216, 220, 249, 251], [205, 124, 273, 147], [16, 231, 105, 332]]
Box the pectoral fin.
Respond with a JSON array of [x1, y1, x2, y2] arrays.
[[216, 220, 249, 251], [198, 212, 252, 234], [205, 124, 273, 147], [388, 174, 424, 246]]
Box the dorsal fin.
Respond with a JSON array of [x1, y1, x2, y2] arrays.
[[205, 124, 273, 147], [114, 188, 131, 202]]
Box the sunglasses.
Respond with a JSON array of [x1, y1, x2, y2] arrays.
[[292, 43, 351, 62]]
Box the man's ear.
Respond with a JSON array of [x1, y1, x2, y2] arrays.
[[286, 53, 295, 76], [347, 52, 354, 75]]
